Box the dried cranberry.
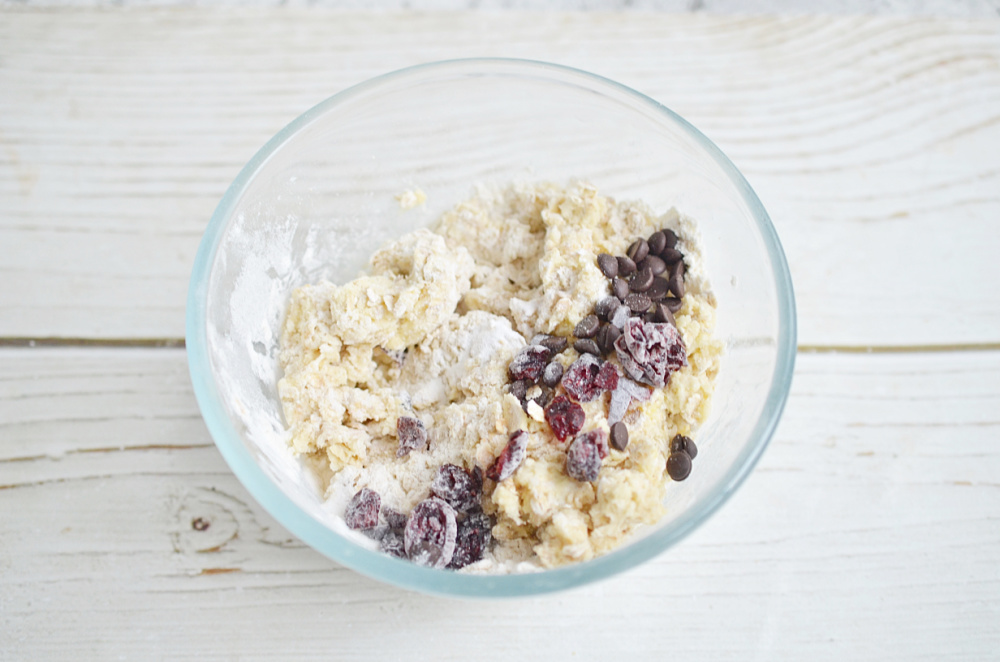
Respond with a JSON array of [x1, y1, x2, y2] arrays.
[[448, 511, 493, 569], [566, 430, 606, 482], [562, 354, 617, 403], [508, 345, 552, 382], [344, 488, 380, 531], [404, 497, 457, 568], [544, 395, 585, 441], [431, 463, 482, 513], [396, 416, 428, 457], [382, 507, 408, 532], [595, 360, 619, 392], [486, 430, 528, 482], [380, 530, 407, 558], [614, 317, 687, 387]]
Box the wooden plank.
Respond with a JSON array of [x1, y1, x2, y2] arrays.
[[1, 348, 998, 658], [1, 11, 998, 345]]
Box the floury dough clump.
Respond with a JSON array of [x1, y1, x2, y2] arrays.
[[277, 182, 722, 572]]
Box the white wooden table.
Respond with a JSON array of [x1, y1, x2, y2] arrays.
[[2, 7, 999, 660]]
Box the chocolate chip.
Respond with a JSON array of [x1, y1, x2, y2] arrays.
[[666, 452, 692, 481], [609, 422, 629, 451], [668, 273, 685, 298], [542, 361, 563, 387], [660, 247, 683, 265], [612, 277, 630, 300], [624, 292, 652, 313], [663, 296, 683, 314], [595, 296, 620, 320], [642, 312, 656, 323], [648, 231, 666, 255], [627, 239, 649, 264], [629, 267, 654, 293], [662, 229, 678, 250], [509, 379, 530, 401], [595, 323, 621, 354], [670, 434, 697, 459], [537, 335, 568, 353], [597, 253, 618, 278], [646, 276, 669, 301], [653, 302, 676, 326], [574, 314, 600, 339], [573, 338, 601, 356], [530, 385, 555, 410], [638, 255, 667, 276], [617, 256, 636, 277], [670, 258, 685, 281]]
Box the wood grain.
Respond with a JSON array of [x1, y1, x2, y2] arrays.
[[2, 347, 998, 659], [1, 11, 998, 346]]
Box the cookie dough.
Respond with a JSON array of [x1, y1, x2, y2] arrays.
[[278, 182, 722, 571]]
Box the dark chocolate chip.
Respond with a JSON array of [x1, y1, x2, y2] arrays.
[[595, 296, 620, 320], [629, 267, 654, 293], [542, 361, 563, 388], [642, 311, 656, 323], [663, 296, 683, 314], [638, 254, 667, 276], [654, 302, 676, 326], [530, 385, 555, 410], [671, 258, 685, 281], [648, 231, 666, 255], [660, 247, 683, 265], [666, 452, 692, 481], [597, 324, 622, 354], [538, 335, 568, 353], [597, 253, 618, 278], [609, 422, 629, 451], [617, 256, 637, 277], [573, 338, 601, 356], [595, 323, 621, 354], [624, 292, 652, 313], [662, 229, 678, 250], [646, 276, 669, 301], [509, 379, 530, 401], [612, 277, 630, 300], [627, 239, 649, 264], [574, 314, 600, 339], [668, 273, 685, 298], [670, 434, 697, 459]]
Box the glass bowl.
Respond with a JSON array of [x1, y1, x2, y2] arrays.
[[186, 58, 796, 597]]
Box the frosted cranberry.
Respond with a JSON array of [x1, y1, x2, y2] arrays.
[[448, 511, 493, 569], [486, 430, 529, 482], [561, 354, 613, 402], [566, 430, 606, 482], [382, 508, 408, 532], [380, 530, 407, 558], [344, 488, 380, 531], [431, 464, 482, 513], [614, 317, 687, 387], [404, 497, 457, 568], [544, 395, 585, 441], [595, 360, 619, 392], [396, 416, 428, 457], [508, 345, 552, 382]]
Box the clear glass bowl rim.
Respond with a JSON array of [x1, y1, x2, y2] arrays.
[[185, 57, 797, 598]]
